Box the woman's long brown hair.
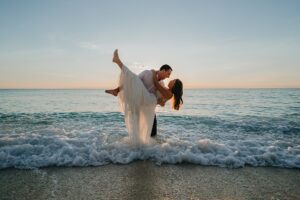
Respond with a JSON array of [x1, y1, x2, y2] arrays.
[[171, 79, 183, 110]]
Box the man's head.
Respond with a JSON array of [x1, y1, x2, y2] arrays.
[[157, 64, 172, 80]]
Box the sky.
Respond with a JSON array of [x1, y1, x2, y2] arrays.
[[0, 0, 299, 89]]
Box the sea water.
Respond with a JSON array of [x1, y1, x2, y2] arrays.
[[0, 89, 299, 169]]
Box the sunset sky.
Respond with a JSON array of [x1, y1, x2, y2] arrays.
[[0, 0, 299, 89]]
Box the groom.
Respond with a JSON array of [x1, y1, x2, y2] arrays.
[[105, 55, 172, 137], [136, 64, 172, 137]]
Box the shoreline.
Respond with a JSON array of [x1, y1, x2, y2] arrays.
[[1, 161, 299, 200]]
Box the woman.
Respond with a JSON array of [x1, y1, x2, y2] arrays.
[[108, 49, 183, 144], [152, 71, 183, 111]]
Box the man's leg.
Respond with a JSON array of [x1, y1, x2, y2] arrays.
[[151, 114, 157, 137]]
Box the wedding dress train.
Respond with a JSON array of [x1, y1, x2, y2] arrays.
[[118, 66, 157, 145]]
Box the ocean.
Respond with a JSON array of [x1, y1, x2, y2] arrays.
[[0, 89, 299, 169]]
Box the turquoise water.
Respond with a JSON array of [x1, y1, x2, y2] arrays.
[[0, 89, 299, 168]]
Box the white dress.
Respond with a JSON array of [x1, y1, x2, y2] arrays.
[[118, 66, 157, 145]]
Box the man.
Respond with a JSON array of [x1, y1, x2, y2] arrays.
[[105, 64, 172, 137]]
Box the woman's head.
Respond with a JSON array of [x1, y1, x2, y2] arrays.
[[168, 79, 183, 110]]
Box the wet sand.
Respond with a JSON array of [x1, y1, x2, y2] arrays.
[[0, 161, 299, 200]]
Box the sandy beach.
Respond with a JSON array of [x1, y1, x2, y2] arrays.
[[0, 161, 299, 200]]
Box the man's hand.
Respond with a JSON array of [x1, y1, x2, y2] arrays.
[[157, 98, 165, 107]]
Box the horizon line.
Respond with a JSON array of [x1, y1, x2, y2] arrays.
[[0, 87, 299, 90]]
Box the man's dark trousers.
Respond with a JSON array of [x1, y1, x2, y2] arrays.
[[151, 115, 157, 137]]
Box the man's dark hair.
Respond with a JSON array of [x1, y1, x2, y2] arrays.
[[160, 64, 172, 71]]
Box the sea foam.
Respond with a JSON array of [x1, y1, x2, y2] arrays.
[[0, 128, 299, 169]]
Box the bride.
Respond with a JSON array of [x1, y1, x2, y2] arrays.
[[109, 49, 183, 144]]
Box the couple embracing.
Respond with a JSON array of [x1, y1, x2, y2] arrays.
[[105, 50, 183, 144]]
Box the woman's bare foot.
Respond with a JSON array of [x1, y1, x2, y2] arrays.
[[112, 49, 121, 64], [112, 49, 124, 69], [105, 88, 119, 96]]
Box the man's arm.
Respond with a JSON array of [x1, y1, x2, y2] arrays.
[[152, 71, 173, 100]]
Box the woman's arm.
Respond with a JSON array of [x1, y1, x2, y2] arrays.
[[152, 70, 173, 100]]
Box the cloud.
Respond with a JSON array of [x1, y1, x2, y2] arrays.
[[78, 42, 102, 50], [77, 42, 114, 54], [131, 61, 145, 69]]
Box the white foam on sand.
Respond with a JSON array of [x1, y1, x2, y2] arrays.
[[0, 131, 299, 169]]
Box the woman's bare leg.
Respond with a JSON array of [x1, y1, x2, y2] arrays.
[[105, 50, 124, 96], [112, 49, 124, 69], [105, 87, 120, 96]]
